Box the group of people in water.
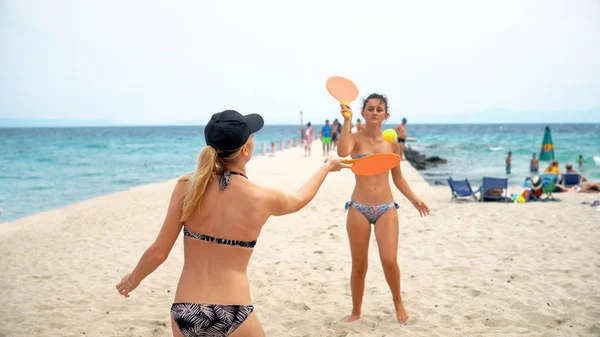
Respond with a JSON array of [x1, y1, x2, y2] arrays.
[[116, 94, 430, 337]]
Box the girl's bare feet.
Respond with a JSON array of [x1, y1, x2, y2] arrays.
[[341, 313, 361, 323], [394, 300, 409, 324]]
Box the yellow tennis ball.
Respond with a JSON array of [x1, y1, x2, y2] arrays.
[[382, 129, 397, 142]]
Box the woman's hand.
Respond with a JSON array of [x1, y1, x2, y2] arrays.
[[410, 198, 430, 217], [340, 103, 352, 120], [324, 158, 352, 172], [116, 273, 139, 297]]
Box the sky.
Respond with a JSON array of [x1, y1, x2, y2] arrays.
[[1, 0, 599, 125]]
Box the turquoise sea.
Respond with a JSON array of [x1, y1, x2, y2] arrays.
[[1, 124, 599, 223]]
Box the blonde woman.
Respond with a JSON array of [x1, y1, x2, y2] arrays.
[[116, 110, 350, 337]]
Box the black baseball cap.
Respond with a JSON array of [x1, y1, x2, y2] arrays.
[[205, 110, 264, 157]]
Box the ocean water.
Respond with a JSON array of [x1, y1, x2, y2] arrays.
[[404, 124, 600, 188], [1, 124, 599, 223]]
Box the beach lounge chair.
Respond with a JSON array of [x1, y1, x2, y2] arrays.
[[540, 173, 559, 184], [561, 173, 580, 188], [447, 177, 478, 202], [478, 177, 509, 202], [539, 173, 559, 201]]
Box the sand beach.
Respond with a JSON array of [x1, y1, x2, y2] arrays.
[[0, 146, 599, 337]]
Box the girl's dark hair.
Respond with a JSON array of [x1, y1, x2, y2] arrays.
[[361, 93, 389, 113]]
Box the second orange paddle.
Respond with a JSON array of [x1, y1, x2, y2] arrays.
[[326, 153, 401, 176]]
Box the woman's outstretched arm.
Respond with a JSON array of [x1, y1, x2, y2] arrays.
[[267, 158, 351, 216]]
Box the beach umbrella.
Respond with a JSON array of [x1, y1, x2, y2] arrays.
[[539, 126, 554, 162]]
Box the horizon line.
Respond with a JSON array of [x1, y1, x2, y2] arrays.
[[2, 121, 600, 129]]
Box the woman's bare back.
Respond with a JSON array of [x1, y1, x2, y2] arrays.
[[174, 173, 271, 304]]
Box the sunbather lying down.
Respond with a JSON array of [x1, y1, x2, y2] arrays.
[[569, 182, 600, 193]]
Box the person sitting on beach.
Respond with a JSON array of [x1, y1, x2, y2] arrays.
[[541, 160, 573, 192], [558, 163, 599, 192], [115, 110, 350, 337], [544, 160, 560, 176], [530, 153, 539, 173], [520, 175, 544, 201], [337, 94, 430, 324], [563, 163, 588, 184], [505, 151, 512, 174]]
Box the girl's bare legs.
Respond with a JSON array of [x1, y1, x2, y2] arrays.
[[374, 210, 408, 323], [342, 207, 371, 322]]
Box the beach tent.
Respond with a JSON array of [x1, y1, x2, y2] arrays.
[[539, 126, 554, 162]]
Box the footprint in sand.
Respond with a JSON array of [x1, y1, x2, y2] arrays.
[[284, 300, 311, 311], [469, 288, 484, 297]]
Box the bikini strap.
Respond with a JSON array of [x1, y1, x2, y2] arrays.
[[219, 170, 248, 191]]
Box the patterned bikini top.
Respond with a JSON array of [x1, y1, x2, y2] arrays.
[[183, 169, 256, 248], [352, 153, 372, 159], [183, 228, 257, 248]]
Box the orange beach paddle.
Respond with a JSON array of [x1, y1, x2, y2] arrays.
[[326, 153, 401, 176], [326, 76, 359, 119]]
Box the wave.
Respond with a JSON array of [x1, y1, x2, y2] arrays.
[[593, 156, 600, 165], [84, 144, 108, 149], [489, 146, 503, 151]]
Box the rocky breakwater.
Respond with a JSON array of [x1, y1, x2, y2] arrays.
[[404, 146, 448, 170]]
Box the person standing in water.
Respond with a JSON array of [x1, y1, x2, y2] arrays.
[[395, 118, 408, 160], [505, 151, 512, 174], [337, 94, 430, 324], [530, 153, 539, 173]]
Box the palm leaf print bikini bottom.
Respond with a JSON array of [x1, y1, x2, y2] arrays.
[[171, 303, 254, 337]]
